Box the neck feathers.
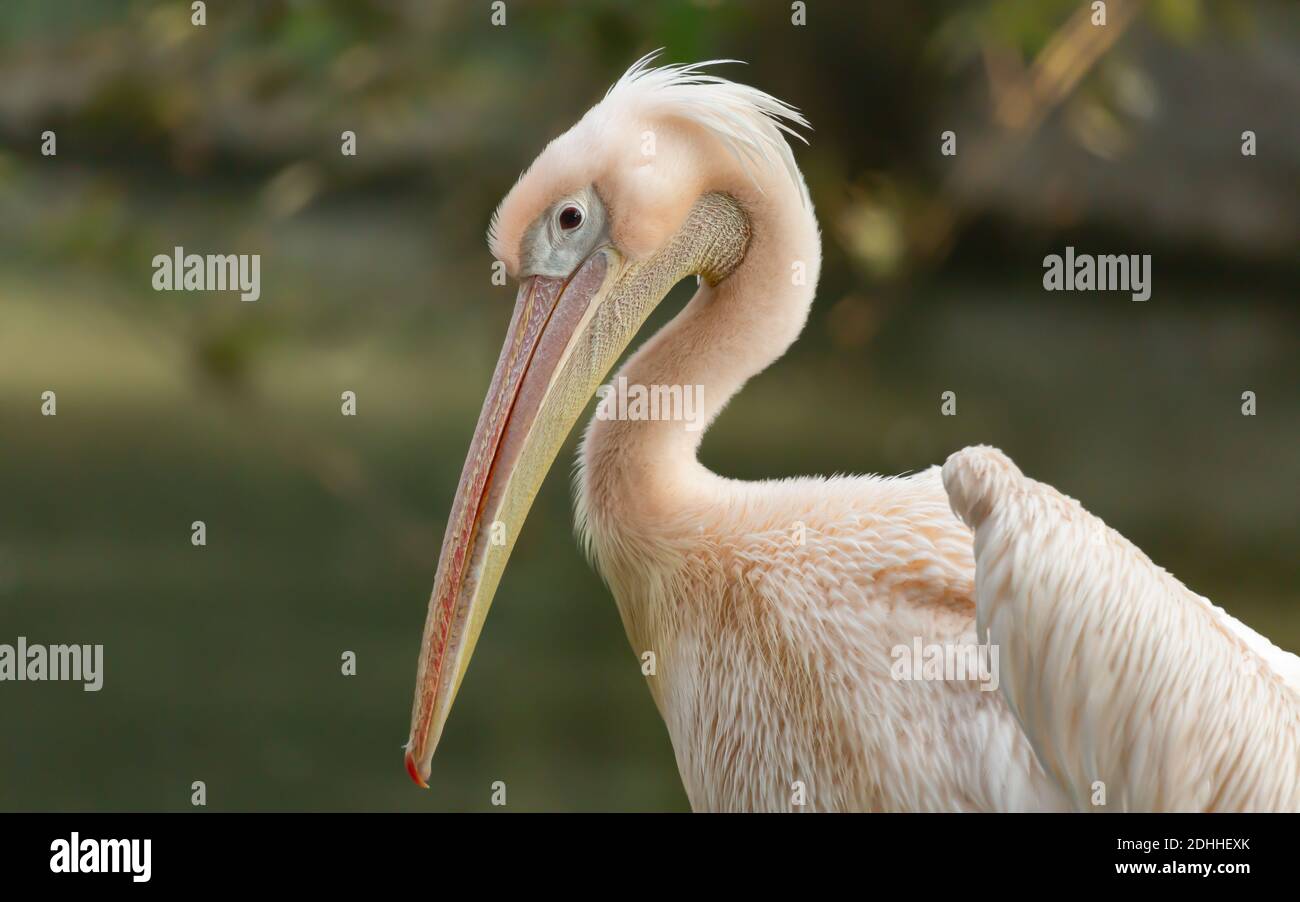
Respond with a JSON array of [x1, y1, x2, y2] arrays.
[[580, 175, 821, 525]]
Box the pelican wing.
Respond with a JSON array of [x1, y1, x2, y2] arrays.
[[942, 446, 1300, 812]]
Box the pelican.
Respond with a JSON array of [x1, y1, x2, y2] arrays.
[[404, 54, 1300, 811]]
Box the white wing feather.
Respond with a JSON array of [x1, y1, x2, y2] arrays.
[[943, 445, 1300, 812]]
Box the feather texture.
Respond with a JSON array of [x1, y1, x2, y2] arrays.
[[944, 446, 1300, 811]]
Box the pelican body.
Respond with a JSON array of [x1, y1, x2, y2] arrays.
[[403, 55, 1300, 811]]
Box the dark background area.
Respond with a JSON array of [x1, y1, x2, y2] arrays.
[[1, 0, 1296, 811]]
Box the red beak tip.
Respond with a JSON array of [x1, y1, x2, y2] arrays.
[[405, 750, 429, 789]]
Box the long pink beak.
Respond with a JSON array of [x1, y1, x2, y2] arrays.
[[405, 251, 614, 787]]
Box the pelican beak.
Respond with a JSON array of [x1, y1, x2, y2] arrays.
[[402, 192, 751, 789], [404, 245, 624, 787]]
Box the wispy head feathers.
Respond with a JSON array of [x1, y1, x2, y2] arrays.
[[487, 51, 812, 260], [602, 50, 811, 206]]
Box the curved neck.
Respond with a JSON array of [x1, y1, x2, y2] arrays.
[[582, 179, 822, 520]]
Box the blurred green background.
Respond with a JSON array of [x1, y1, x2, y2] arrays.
[[1, 0, 1297, 811]]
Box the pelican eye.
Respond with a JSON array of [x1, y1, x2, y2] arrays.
[[558, 204, 584, 231]]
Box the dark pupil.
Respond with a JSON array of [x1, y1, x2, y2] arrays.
[[559, 206, 583, 229]]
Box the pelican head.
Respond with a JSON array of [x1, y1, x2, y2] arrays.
[[404, 53, 810, 786]]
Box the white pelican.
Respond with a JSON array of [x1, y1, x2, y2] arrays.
[[403, 54, 1300, 811]]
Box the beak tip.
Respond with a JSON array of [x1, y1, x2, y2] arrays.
[[404, 749, 429, 789]]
